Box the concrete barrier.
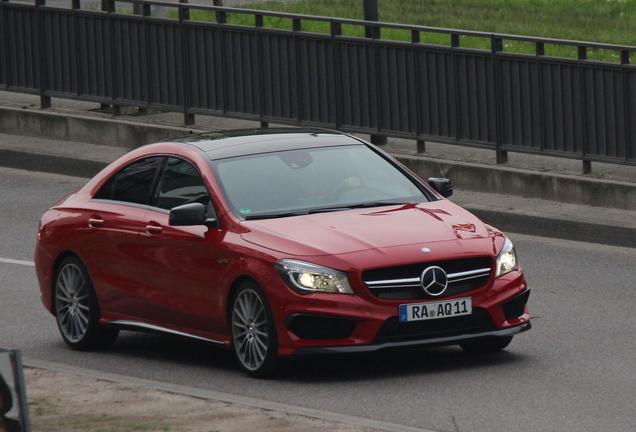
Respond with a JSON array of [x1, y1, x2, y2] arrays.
[[2, 105, 635, 210], [396, 155, 636, 211]]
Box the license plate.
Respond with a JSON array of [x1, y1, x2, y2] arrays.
[[399, 297, 472, 322]]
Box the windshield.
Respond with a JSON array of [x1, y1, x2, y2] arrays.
[[211, 144, 432, 219]]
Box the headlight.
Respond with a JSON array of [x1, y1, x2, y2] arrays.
[[496, 237, 518, 277], [275, 259, 354, 294]]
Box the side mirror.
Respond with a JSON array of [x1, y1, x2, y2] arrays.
[[427, 177, 453, 198], [169, 203, 218, 228]]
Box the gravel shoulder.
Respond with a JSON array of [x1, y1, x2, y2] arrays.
[[24, 367, 381, 432]]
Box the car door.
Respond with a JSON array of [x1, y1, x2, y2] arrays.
[[80, 156, 162, 318], [136, 156, 226, 335]]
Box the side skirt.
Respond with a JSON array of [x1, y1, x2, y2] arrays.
[[106, 320, 228, 346]]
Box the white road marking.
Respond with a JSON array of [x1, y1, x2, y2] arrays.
[[0, 257, 35, 267]]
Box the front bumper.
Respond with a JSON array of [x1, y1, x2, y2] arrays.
[[276, 283, 531, 356], [291, 321, 531, 355]]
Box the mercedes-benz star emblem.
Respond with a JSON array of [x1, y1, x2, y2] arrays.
[[420, 266, 448, 296]]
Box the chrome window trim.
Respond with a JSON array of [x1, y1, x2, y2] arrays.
[[90, 198, 152, 211]]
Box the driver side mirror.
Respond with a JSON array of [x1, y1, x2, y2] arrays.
[[169, 203, 219, 228], [427, 177, 453, 198]]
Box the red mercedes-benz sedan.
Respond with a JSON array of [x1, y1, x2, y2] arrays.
[[34, 128, 530, 377]]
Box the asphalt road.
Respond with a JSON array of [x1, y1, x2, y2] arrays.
[[1, 165, 635, 432]]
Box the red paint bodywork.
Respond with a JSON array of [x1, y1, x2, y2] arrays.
[[34, 137, 530, 357]]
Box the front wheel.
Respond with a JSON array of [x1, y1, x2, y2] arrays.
[[460, 336, 513, 354], [231, 281, 280, 378], [54, 256, 119, 351]]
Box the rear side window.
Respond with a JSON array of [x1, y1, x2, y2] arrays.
[[94, 157, 163, 205], [155, 157, 210, 210]]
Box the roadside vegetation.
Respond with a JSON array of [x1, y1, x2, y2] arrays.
[[183, 0, 636, 62]]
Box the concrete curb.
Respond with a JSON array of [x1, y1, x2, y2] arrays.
[[0, 148, 108, 178]]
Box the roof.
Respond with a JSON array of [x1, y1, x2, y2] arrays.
[[169, 128, 365, 160]]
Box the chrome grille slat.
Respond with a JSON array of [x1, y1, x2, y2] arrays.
[[362, 258, 492, 300], [367, 268, 491, 290], [448, 268, 491, 280], [366, 278, 420, 287], [367, 283, 422, 289]]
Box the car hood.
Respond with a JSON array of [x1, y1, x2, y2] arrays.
[[239, 200, 494, 256]]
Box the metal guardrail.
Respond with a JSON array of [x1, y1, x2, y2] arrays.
[[1, 0, 635, 170]]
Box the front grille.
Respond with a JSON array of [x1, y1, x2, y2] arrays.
[[362, 257, 492, 300], [374, 307, 495, 344]]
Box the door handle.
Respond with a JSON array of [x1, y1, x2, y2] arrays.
[[146, 224, 163, 235], [88, 217, 104, 228]]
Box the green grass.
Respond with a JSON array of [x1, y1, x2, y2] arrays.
[[178, 0, 636, 62]]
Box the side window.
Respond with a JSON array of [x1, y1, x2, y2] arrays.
[[155, 157, 210, 211], [94, 157, 163, 205]]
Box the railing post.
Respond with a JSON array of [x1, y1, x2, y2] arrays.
[[179, 0, 195, 126], [578, 45, 591, 174], [292, 18, 301, 32], [411, 30, 426, 153], [35, 0, 51, 108], [331, 20, 342, 131], [535, 42, 547, 162], [255, 13, 267, 127], [620, 50, 630, 65], [363, 0, 386, 145], [451, 34, 460, 48], [363, 0, 380, 39], [492, 36, 507, 164], [98, 0, 116, 113], [621, 50, 631, 166], [139, 0, 151, 115], [216, 9, 226, 24], [101, 0, 114, 12]]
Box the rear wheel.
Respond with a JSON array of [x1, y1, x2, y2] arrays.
[[460, 336, 513, 354], [54, 256, 119, 351], [231, 281, 280, 378]]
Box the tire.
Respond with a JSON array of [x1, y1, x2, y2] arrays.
[[54, 256, 119, 351], [230, 281, 280, 378], [460, 336, 513, 354]]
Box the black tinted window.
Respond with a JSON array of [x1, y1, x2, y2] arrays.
[[95, 157, 162, 205], [156, 157, 210, 210]]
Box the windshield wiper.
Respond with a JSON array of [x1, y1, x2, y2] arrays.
[[244, 210, 309, 220], [308, 201, 413, 214], [244, 202, 415, 219]]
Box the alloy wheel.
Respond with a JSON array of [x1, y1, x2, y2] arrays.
[[55, 263, 91, 343], [232, 288, 270, 371]]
